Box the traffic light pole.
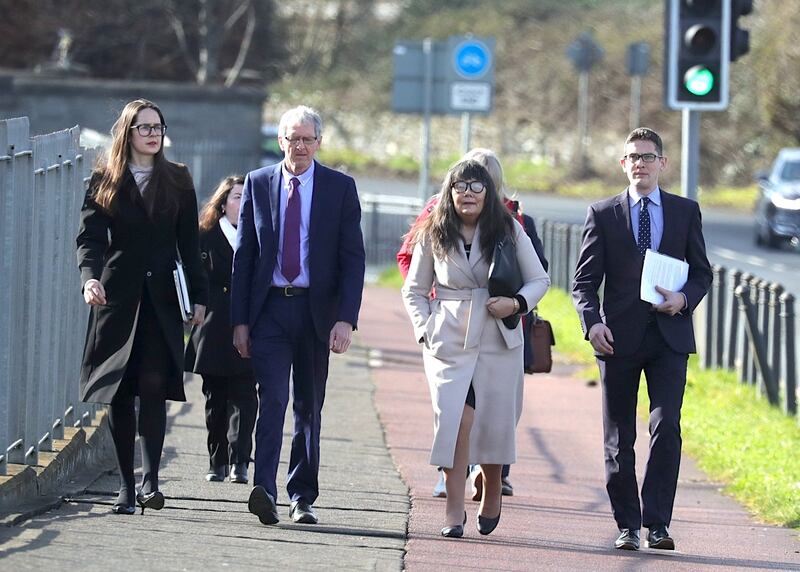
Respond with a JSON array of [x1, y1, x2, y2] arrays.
[[681, 108, 700, 201]]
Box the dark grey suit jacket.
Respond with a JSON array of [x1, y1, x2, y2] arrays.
[[572, 188, 712, 358]]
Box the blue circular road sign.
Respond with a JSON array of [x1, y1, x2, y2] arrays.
[[453, 40, 491, 79]]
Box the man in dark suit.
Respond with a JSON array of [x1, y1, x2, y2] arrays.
[[572, 128, 712, 551], [231, 106, 365, 525]]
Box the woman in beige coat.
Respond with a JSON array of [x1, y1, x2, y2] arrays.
[[402, 159, 550, 538]]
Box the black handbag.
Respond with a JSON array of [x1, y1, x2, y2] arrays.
[[488, 235, 523, 329]]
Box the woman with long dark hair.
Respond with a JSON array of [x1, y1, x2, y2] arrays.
[[77, 98, 207, 514], [402, 159, 549, 538], [185, 175, 257, 484]]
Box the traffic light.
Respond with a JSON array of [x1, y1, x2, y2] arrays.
[[730, 0, 753, 62], [665, 0, 731, 111]]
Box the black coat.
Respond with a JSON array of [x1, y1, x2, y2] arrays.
[[76, 164, 208, 404], [185, 222, 253, 377]]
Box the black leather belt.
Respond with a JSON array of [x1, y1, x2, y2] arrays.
[[271, 286, 309, 297]]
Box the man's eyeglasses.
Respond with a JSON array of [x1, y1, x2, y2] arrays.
[[131, 124, 167, 137], [451, 180, 486, 194], [624, 152, 661, 163], [283, 136, 318, 147]]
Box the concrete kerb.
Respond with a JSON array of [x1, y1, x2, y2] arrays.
[[0, 410, 116, 526]]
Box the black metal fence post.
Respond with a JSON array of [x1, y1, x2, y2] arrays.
[[768, 282, 784, 400], [779, 293, 797, 418], [736, 273, 752, 383], [724, 269, 742, 370], [712, 266, 726, 367], [736, 285, 778, 405]]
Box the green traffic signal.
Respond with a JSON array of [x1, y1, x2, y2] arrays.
[[683, 65, 715, 96]]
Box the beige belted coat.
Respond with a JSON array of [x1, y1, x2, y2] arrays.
[[402, 220, 550, 468]]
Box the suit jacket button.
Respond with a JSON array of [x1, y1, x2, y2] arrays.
[[223, 286, 228, 293], [146, 271, 152, 277]]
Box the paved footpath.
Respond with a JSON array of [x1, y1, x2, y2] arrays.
[[362, 285, 800, 572], [1, 285, 799, 571]]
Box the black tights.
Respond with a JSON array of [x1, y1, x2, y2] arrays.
[[107, 374, 167, 505]]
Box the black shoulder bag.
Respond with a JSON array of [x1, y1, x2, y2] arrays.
[[487, 234, 523, 329]]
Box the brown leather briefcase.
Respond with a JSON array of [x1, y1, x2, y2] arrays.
[[529, 315, 555, 373]]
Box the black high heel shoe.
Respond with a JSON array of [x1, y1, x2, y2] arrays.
[[477, 498, 502, 535], [441, 511, 467, 538], [136, 490, 165, 514], [111, 488, 135, 515]]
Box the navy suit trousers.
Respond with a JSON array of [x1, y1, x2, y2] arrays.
[[250, 290, 330, 504], [596, 320, 688, 530]]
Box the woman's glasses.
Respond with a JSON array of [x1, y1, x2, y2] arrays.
[[451, 180, 486, 194], [131, 124, 167, 137]]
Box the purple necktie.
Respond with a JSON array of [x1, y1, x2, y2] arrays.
[[281, 177, 301, 282]]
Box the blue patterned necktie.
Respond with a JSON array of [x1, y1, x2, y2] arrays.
[[638, 196, 651, 257]]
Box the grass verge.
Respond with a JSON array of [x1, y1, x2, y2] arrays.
[[376, 266, 800, 528]]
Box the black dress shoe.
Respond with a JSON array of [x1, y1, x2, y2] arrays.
[[647, 524, 675, 550], [289, 500, 318, 524], [614, 528, 641, 550], [136, 490, 165, 514], [205, 466, 227, 482], [229, 463, 248, 484], [501, 476, 514, 496], [441, 511, 467, 538], [248, 486, 279, 525], [476, 499, 502, 536]]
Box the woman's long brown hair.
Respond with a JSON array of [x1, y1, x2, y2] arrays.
[[199, 175, 245, 231], [94, 99, 177, 215]]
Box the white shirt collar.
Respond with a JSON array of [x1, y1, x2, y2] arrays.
[[281, 161, 315, 188], [219, 216, 237, 248]]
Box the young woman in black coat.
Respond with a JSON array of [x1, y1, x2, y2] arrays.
[[76, 99, 208, 514], [185, 176, 257, 484]]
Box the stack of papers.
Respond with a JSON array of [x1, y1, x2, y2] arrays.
[[640, 250, 689, 304]]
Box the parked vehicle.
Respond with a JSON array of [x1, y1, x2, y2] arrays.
[[754, 148, 800, 249]]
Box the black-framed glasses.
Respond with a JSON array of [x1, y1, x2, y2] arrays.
[[131, 124, 167, 137], [624, 152, 661, 163], [283, 136, 318, 147], [451, 180, 486, 194]]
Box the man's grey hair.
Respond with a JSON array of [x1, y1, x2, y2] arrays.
[[278, 105, 323, 139]]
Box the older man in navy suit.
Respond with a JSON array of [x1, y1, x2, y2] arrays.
[[231, 106, 365, 526], [573, 128, 712, 551]]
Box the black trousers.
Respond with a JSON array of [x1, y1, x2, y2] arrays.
[[596, 321, 688, 530], [202, 374, 257, 468]]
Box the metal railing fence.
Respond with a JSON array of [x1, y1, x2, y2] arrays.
[[360, 193, 424, 267], [0, 117, 100, 476]]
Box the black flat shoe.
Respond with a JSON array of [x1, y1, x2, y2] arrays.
[[205, 466, 227, 482], [248, 485, 279, 525], [441, 511, 467, 538], [614, 528, 641, 550], [230, 463, 249, 484], [136, 490, 165, 514], [647, 524, 675, 550], [477, 501, 501, 535]]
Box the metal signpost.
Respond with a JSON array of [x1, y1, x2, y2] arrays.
[[392, 36, 495, 200], [626, 42, 650, 130], [566, 32, 604, 178]]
